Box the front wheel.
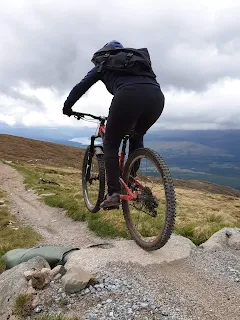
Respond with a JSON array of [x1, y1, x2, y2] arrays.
[[82, 146, 105, 213], [122, 148, 176, 251]]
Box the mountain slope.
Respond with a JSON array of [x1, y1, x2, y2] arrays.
[[0, 133, 239, 197]]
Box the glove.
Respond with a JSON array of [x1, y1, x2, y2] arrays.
[[62, 103, 72, 117]]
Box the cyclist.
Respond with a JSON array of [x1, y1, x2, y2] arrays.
[[63, 40, 165, 210]]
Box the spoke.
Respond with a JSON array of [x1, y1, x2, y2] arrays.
[[126, 153, 167, 243]]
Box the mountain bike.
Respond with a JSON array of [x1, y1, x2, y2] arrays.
[[71, 111, 176, 251]]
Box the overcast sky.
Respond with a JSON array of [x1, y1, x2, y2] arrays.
[[0, 0, 239, 130]]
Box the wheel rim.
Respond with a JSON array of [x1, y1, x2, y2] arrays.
[[124, 154, 168, 245]]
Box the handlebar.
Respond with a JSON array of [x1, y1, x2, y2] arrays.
[[70, 111, 107, 122]]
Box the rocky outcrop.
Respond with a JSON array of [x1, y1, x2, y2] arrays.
[[200, 228, 240, 251], [62, 266, 93, 293], [23, 264, 66, 290], [0, 256, 49, 320], [65, 235, 196, 274]]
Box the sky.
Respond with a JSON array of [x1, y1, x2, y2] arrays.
[[0, 0, 240, 130]]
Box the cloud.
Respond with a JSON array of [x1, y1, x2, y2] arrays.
[[1, 77, 239, 130], [0, 0, 239, 129], [157, 78, 240, 130]]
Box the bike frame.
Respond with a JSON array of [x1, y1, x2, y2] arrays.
[[95, 119, 139, 201], [71, 111, 142, 201]]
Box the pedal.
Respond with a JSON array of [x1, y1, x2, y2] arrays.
[[103, 206, 120, 211]]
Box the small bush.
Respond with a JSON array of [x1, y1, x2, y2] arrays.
[[14, 294, 32, 317]]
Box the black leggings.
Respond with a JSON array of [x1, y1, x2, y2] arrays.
[[103, 83, 165, 195]]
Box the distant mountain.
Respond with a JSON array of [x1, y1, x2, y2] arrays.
[[0, 123, 93, 143], [145, 130, 240, 158], [144, 130, 240, 190], [1, 124, 239, 189]]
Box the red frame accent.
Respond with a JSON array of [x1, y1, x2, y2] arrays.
[[119, 178, 138, 201], [98, 125, 106, 137], [98, 123, 139, 202]]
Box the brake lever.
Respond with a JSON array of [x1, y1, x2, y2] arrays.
[[72, 112, 84, 120], [73, 115, 82, 120]]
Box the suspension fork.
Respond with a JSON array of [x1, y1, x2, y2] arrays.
[[86, 135, 96, 181], [119, 135, 128, 176]]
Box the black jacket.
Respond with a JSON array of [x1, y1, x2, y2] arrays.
[[64, 67, 160, 109]]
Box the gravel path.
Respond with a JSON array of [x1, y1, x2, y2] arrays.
[[31, 250, 240, 320], [1, 162, 239, 320], [0, 161, 102, 247]]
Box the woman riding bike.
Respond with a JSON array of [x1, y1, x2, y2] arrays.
[[63, 40, 165, 210]]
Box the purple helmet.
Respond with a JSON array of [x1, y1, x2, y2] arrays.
[[104, 40, 123, 48]]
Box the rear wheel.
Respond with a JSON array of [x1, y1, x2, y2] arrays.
[[82, 146, 105, 213], [122, 148, 176, 251]]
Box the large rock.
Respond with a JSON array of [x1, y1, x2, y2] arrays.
[[31, 270, 49, 289], [228, 231, 240, 250], [65, 235, 196, 273], [227, 229, 240, 250], [23, 265, 65, 288], [61, 266, 93, 293], [0, 256, 50, 320], [50, 264, 66, 279], [200, 228, 240, 251]]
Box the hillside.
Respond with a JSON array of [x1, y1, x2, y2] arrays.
[[0, 134, 84, 168], [2, 126, 240, 189], [0, 133, 240, 198]]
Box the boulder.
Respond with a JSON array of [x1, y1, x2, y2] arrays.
[[200, 228, 240, 251], [62, 266, 92, 293], [50, 264, 66, 279], [23, 270, 35, 280], [0, 256, 49, 320], [31, 296, 40, 309], [41, 267, 51, 275], [65, 235, 196, 274], [23, 266, 63, 290], [53, 273, 62, 281], [26, 286, 36, 295], [228, 230, 240, 250], [31, 270, 49, 289]]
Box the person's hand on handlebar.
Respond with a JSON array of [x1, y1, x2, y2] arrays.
[[62, 104, 72, 117]]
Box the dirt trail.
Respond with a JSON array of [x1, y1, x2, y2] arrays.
[[1, 161, 239, 319], [0, 162, 102, 247]]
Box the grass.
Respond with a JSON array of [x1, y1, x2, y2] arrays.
[[14, 294, 80, 319], [11, 162, 240, 245], [0, 189, 42, 273], [15, 163, 130, 239], [174, 188, 240, 244], [14, 293, 33, 317]]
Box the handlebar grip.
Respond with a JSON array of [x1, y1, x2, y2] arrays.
[[70, 110, 107, 122], [71, 111, 84, 120]]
